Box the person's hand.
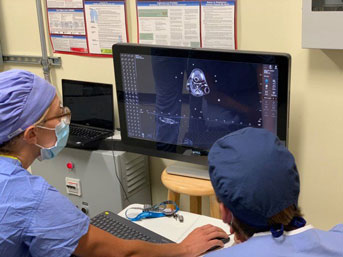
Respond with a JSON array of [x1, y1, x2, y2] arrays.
[[179, 224, 228, 257]]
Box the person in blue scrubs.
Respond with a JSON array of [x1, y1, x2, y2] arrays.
[[0, 69, 227, 257], [206, 127, 343, 257]]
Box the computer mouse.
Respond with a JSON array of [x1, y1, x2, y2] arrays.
[[206, 237, 230, 252]]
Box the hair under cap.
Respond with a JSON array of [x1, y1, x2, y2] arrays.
[[209, 127, 299, 229], [0, 69, 56, 144]]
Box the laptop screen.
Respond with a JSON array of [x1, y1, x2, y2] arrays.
[[62, 79, 114, 131]]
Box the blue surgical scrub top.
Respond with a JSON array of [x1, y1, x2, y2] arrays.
[[0, 156, 90, 257], [205, 224, 343, 257]]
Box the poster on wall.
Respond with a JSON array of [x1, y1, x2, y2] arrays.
[[201, 0, 236, 49], [46, 0, 128, 56], [84, 1, 127, 54], [137, 0, 201, 47], [47, 0, 84, 8], [136, 0, 236, 49]]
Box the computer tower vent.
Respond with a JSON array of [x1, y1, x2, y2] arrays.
[[121, 154, 150, 195]]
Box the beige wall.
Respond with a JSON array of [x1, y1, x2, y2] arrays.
[[1, 0, 342, 230]]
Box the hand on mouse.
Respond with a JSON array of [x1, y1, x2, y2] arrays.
[[179, 224, 228, 257]]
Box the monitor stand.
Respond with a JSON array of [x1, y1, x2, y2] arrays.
[[166, 163, 209, 180]]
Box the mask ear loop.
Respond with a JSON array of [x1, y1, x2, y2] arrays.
[[35, 125, 55, 130], [230, 216, 234, 227], [34, 125, 57, 150]]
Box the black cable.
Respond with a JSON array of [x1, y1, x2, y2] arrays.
[[111, 135, 131, 204]]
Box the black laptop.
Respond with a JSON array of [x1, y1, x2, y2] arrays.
[[62, 79, 114, 148]]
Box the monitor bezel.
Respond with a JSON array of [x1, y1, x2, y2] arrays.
[[113, 43, 291, 165]]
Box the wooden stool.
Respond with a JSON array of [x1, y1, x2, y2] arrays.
[[161, 169, 221, 218]]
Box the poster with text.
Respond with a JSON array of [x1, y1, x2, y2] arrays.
[[84, 0, 127, 55], [201, 0, 236, 49], [137, 0, 200, 47], [46, 0, 128, 56]]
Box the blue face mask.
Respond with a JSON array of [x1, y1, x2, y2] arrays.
[[35, 120, 69, 161]]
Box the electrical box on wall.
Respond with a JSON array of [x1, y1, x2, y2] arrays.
[[302, 0, 343, 49], [65, 177, 82, 196]]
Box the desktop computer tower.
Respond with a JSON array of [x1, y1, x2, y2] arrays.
[[31, 147, 151, 217]]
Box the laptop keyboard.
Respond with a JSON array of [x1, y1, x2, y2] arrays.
[[90, 211, 174, 244], [70, 126, 104, 139]]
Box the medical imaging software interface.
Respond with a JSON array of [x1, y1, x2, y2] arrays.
[[120, 53, 279, 151]]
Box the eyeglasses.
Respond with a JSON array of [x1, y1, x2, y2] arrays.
[[40, 106, 71, 125]]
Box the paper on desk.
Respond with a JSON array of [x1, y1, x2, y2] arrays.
[[119, 204, 233, 247]]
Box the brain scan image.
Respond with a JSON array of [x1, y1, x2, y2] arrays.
[[186, 68, 210, 97]]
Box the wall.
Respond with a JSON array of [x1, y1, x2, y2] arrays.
[[1, 0, 342, 230]]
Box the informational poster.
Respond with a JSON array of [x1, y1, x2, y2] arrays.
[[137, 0, 201, 47], [136, 0, 236, 49], [84, 1, 127, 54], [51, 35, 88, 53], [47, 9, 86, 35], [47, 0, 83, 8], [201, 0, 236, 49], [46, 0, 128, 56]]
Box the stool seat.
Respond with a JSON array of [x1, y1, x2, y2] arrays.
[[161, 170, 215, 196], [161, 169, 220, 218]]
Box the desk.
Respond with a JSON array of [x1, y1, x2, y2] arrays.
[[119, 204, 234, 251]]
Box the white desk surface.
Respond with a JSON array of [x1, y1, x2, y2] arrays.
[[119, 204, 234, 250]]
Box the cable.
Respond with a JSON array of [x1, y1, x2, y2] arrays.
[[111, 136, 131, 204]]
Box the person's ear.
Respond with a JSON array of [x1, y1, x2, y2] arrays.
[[23, 125, 39, 145], [219, 202, 233, 224]]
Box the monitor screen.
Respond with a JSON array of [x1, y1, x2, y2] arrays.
[[113, 44, 290, 165], [62, 79, 114, 131]]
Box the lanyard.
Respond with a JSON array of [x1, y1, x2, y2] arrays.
[[0, 154, 22, 165], [125, 201, 180, 221]]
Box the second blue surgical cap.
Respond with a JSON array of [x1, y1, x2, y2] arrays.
[[0, 69, 56, 144], [209, 127, 299, 229]]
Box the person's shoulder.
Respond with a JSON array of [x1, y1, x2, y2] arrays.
[[0, 157, 26, 176], [329, 224, 343, 233], [0, 170, 51, 228], [1, 169, 50, 201], [205, 237, 270, 257], [17, 173, 49, 191]]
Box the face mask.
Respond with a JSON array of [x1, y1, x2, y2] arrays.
[[35, 120, 69, 161]]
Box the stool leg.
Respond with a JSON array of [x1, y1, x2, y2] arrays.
[[210, 195, 221, 219], [190, 196, 201, 214], [168, 190, 180, 208]]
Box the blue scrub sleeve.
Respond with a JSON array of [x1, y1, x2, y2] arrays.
[[23, 182, 90, 257]]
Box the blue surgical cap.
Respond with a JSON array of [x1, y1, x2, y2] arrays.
[[209, 127, 299, 229], [0, 69, 56, 144]]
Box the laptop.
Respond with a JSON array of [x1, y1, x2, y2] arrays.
[[62, 79, 114, 148]]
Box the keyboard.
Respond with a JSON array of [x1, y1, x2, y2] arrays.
[[70, 126, 104, 139], [90, 211, 175, 244]]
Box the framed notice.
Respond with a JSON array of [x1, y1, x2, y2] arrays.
[[201, 0, 236, 49], [136, 0, 237, 49], [46, 0, 128, 56], [137, 0, 201, 47]]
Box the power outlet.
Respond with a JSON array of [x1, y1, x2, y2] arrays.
[[65, 177, 81, 196]]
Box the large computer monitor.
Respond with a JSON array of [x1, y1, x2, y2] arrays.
[[113, 43, 290, 166]]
